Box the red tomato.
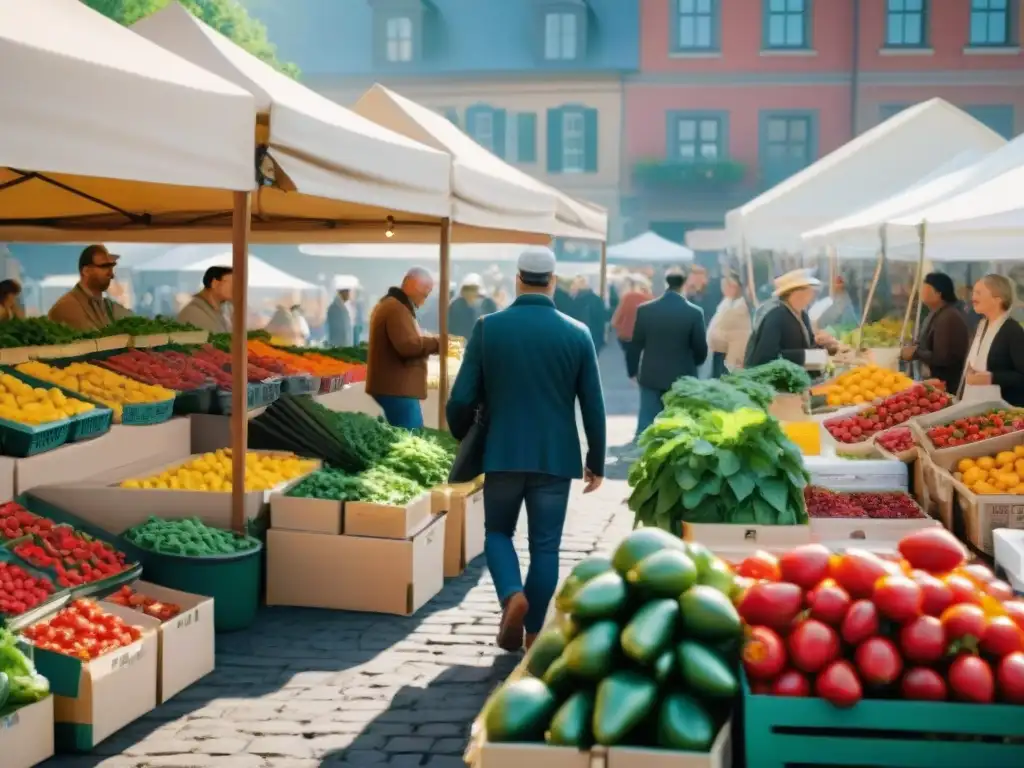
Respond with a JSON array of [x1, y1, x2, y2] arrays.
[[1004, 601, 1024, 630], [900, 667, 948, 701], [958, 563, 996, 585], [909, 570, 955, 617], [771, 669, 811, 697], [737, 582, 804, 631], [941, 603, 988, 641], [841, 600, 880, 646], [948, 654, 995, 703], [980, 617, 1024, 657], [898, 529, 967, 573], [788, 619, 840, 674], [815, 660, 863, 708], [854, 637, 903, 686], [899, 615, 947, 664], [742, 627, 787, 681], [807, 580, 851, 627], [737, 550, 781, 582], [778, 544, 831, 590], [944, 574, 982, 605], [872, 576, 923, 623], [832, 550, 889, 599], [985, 580, 1015, 602], [996, 652, 1024, 703]]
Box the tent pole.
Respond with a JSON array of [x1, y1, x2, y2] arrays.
[[438, 217, 451, 431], [743, 238, 758, 308], [828, 246, 837, 298], [911, 221, 927, 343], [230, 191, 252, 534], [857, 227, 885, 353], [898, 221, 925, 350], [599, 240, 608, 301]]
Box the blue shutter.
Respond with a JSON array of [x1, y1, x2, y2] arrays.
[[492, 109, 507, 159], [583, 108, 598, 173], [517, 113, 537, 163], [965, 105, 1016, 139], [547, 108, 564, 173]]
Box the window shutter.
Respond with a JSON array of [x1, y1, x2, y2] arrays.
[[492, 109, 507, 159], [547, 108, 564, 173], [583, 108, 599, 173], [517, 113, 537, 163]]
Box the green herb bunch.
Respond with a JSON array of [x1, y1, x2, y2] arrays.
[[0, 317, 84, 348], [727, 359, 811, 395], [84, 315, 199, 337], [380, 433, 454, 488], [662, 376, 768, 414], [288, 466, 423, 506]]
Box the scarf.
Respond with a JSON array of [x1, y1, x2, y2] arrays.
[[385, 287, 416, 316]]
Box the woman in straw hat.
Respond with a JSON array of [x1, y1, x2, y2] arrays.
[[745, 269, 837, 369]]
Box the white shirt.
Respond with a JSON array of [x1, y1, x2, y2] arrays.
[[966, 312, 1009, 374]]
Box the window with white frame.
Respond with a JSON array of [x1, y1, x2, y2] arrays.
[[676, 0, 717, 51], [544, 12, 578, 60], [470, 111, 495, 153], [562, 111, 585, 172], [676, 116, 721, 161], [886, 0, 926, 47], [969, 0, 1011, 46], [385, 16, 413, 62]]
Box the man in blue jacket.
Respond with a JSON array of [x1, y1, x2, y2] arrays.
[[447, 247, 607, 653]]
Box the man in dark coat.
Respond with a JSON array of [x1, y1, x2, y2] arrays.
[[447, 273, 485, 340], [627, 267, 708, 440], [572, 277, 608, 354], [902, 272, 971, 392]]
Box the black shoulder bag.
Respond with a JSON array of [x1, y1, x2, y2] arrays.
[[448, 320, 487, 483]]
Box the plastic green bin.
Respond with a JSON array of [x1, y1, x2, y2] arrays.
[[173, 384, 216, 415], [215, 383, 261, 415], [0, 416, 71, 457], [281, 374, 318, 395], [1, 367, 114, 442], [260, 378, 282, 406], [121, 396, 175, 425]]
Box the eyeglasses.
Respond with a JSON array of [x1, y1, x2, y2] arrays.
[[90, 262, 117, 271]]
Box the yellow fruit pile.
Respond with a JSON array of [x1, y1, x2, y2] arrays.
[[0, 372, 95, 426], [954, 446, 1024, 495], [16, 361, 174, 421], [817, 364, 914, 407], [120, 449, 317, 492]]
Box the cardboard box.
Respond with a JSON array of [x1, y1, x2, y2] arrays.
[[910, 398, 1011, 457], [32, 602, 159, 751], [0, 697, 55, 768], [266, 513, 446, 615], [102, 581, 215, 704], [442, 482, 485, 578], [14, 417, 192, 495], [809, 490, 939, 545], [0, 456, 15, 503], [29, 450, 317, 534], [431, 486, 451, 515], [344, 492, 432, 539], [770, 393, 808, 422], [954, 481, 1024, 556], [270, 493, 343, 535], [682, 523, 812, 554]]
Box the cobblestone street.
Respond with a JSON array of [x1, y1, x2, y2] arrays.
[[45, 349, 640, 768]]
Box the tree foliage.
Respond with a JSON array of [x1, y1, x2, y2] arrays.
[[82, 0, 300, 78]]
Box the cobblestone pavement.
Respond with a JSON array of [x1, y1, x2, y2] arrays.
[[45, 349, 641, 768]]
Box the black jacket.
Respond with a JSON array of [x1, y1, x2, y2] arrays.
[[744, 302, 818, 368], [915, 302, 970, 393], [447, 296, 479, 340], [976, 318, 1024, 406], [573, 289, 608, 352], [627, 292, 708, 391]]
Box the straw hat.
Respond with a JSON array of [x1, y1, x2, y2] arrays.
[[773, 268, 821, 298]]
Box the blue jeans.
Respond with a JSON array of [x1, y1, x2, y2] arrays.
[[484, 472, 572, 634], [373, 395, 423, 429], [635, 386, 666, 442]]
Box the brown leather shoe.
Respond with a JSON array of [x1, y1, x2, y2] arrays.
[[496, 592, 529, 652], [524, 632, 538, 652]]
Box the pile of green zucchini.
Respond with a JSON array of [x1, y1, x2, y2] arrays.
[[483, 528, 741, 751]]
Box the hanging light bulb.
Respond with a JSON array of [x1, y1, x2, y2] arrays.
[[385, 216, 395, 239]]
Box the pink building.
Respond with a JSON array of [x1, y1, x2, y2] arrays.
[[624, 0, 1024, 241]]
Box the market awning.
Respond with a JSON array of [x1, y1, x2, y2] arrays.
[[724, 99, 1005, 252], [684, 229, 730, 251], [135, 251, 317, 291], [300, 243, 528, 262], [607, 231, 693, 263]]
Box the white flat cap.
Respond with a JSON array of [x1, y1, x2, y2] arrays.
[[333, 275, 359, 290], [517, 246, 556, 277], [460, 272, 484, 289]]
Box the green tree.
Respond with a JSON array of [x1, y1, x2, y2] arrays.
[[83, 0, 300, 78]]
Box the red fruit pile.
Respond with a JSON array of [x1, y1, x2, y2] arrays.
[[100, 349, 208, 391], [192, 345, 278, 387], [825, 384, 950, 444], [739, 530, 1024, 708], [876, 427, 915, 454], [0, 561, 55, 616], [0, 502, 56, 541], [22, 598, 143, 661], [14, 527, 130, 588], [106, 585, 182, 622], [926, 409, 1024, 449], [804, 487, 923, 520], [247, 354, 301, 376]]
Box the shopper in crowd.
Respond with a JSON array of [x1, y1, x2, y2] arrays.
[[0, 279, 24, 321], [744, 269, 838, 369], [816, 276, 859, 330], [446, 246, 606, 653], [571, 275, 608, 354], [901, 272, 970, 393], [707, 271, 752, 376], [177, 266, 232, 334], [627, 267, 708, 440], [366, 267, 440, 428], [610, 274, 653, 369], [553, 276, 575, 316], [326, 276, 357, 348], [448, 273, 485, 340], [49, 245, 133, 331], [962, 273, 1024, 406]]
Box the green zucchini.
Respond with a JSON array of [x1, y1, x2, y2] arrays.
[[562, 620, 620, 680], [541, 653, 574, 697], [626, 549, 698, 598], [545, 690, 595, 747], [679, 585, 742, 641], [612, 528, 686, 575], [620, 599, 679, 665], [676, 641, 738, 699], [570, 571, 628, 620], [525, 627, 569, 678], [484, 678, 557, 743], [555, 555, 614, 612], [592, 671, 658, 746], [657, 693, 716, 750]]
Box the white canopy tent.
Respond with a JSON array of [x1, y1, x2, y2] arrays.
[[300, 243, 528, 262], [607, 231, 693, 263], [685, 229, 730, 251], [134, 251, 314, 290], [724, 99, 1005, 252]]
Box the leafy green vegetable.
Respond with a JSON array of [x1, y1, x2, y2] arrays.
[[716, 376, 775, 410], [727, 359, 811, 395], [0, 317, 84, 348], [288, 466, 424, 506], [83, 315, 198, 337], [123, 516, 259, 556], [628, 408, 809, 529], [662, 378, 763, 414], [0, 629, 49, 706], [380, 433, 453, 488]]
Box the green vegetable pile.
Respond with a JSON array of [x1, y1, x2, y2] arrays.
[[123, 516, 259, 556], [210, 329, 272, 351], [289, 465, 424, 506], [274, 344, 368, 364], [629, 408, 809, 528], [484, 529, 740, 751], [662, 377, 769, 414], [84, 316, 199, 337], [726, 359, 811, 395], [0, 628, 49, 712], [0, 318, 83, 348], [379, 432, 453, 488]]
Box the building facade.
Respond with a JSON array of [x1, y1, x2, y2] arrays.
[[244, 0, 639, 243], [625, 0, 1024, 242]]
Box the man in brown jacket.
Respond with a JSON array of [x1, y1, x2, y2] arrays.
[[48, 245, 134, 331], [366, 267, 440, 428]]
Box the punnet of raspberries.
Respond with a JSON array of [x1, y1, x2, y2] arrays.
[[804, 486, 923, 520]]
